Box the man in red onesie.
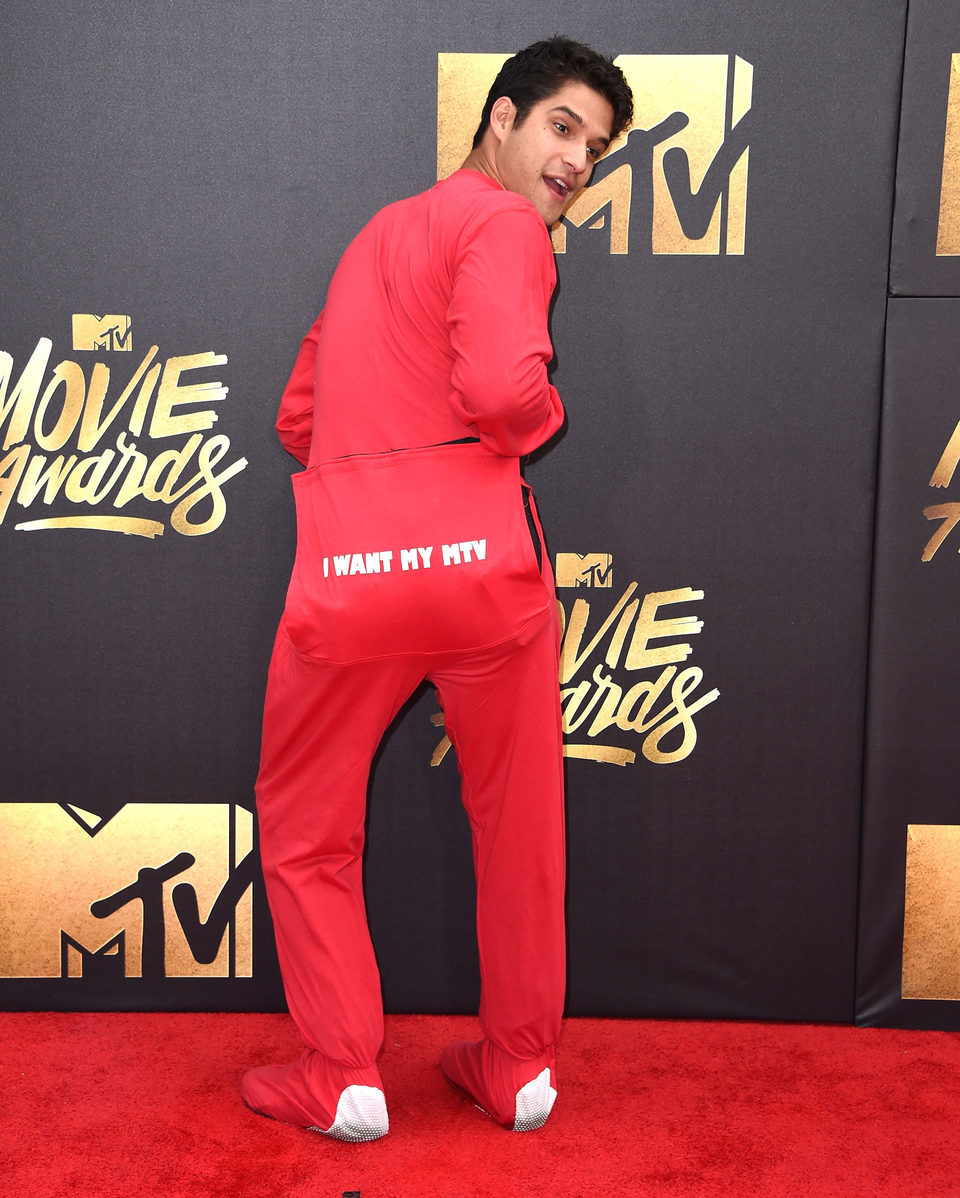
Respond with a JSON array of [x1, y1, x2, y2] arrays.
[[242, 38, 633, 1140]]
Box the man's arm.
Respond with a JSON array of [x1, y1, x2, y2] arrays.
[[446, 209, 564, 457], [276, 311, 324, 465]]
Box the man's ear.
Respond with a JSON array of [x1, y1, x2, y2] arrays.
[[488, 95, 517, 144]]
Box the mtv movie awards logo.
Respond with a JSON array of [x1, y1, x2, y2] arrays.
[[432, 553, 720, 767], [438, 52, 752, 255], [0, 313, 248, 539], [0, 802, 253, 982], [922, 414, 960, 559]]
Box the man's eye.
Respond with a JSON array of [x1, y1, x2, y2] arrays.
[[587, 147, 601, 160], [554, 122, 568, 134]]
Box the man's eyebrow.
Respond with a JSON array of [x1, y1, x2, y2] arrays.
[[550, 105, 611, 148]]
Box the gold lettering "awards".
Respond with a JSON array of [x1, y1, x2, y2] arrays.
[[0, 334, 247, 538]]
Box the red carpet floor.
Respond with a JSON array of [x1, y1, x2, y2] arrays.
[[2, 1012, 959, 1197]]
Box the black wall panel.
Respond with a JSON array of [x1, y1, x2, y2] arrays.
[[857, 0, 960, 1028], [857, 299, 960, 1028], [0, 1, 912, 1023]]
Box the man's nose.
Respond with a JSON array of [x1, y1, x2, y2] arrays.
[[564, 140, 589, 177]]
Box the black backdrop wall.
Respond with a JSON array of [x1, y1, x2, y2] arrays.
[[857, 0, 960, 1029], [1, 0, 955, 1030]]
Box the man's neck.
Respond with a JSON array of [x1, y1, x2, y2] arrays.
[[460, 142, 504, 189]]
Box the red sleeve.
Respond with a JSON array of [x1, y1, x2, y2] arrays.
[[446, 209, 564, 457], [276, 311, 323, 465]]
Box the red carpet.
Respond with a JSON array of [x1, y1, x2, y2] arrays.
[[2, 1012, 959, 1197]]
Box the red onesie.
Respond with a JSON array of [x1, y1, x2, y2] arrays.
[[244, 170, 567, 1138]]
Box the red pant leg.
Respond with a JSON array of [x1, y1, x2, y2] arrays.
[[255, 624, 423, 1067], [430, 603, 566, 1061]]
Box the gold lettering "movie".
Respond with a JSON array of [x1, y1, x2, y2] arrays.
[[438, 52, 752, 255]]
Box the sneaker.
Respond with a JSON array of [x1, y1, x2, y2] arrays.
[[242, 1050, 388, 1142], [440, 1038, 557, 1131]]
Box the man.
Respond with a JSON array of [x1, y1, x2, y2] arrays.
[[243, 38, 634, 1141]]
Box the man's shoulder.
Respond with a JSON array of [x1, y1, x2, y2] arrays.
[[350, 171, 549, 269], [430, 169, 542, 225], [366, 171, 543, 235]]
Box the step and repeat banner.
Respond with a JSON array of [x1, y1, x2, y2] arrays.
[[3, 0, 944, 1028], [857, 0, 960, 1030]]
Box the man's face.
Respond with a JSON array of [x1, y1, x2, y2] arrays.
[[490, 81, 615, 224]]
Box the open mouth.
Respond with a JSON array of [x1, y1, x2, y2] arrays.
[[543, 176, 570, 202]]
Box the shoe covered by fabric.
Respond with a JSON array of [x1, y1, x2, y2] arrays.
[[440, 1038, 557, 1131], [241, 1049, 388, 1142]]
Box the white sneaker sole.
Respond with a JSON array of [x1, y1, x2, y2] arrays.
[[512, 1067, 557, 1132], [309, 1084, 389, 1142]]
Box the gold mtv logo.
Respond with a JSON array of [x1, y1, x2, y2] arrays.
[[72, 313, 132, 351], [437, 53, 752, 255], [555, 552, 614, 588], [938, 55, 960, 254], [0, 803, 253, 980]]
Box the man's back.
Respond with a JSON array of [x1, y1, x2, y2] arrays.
[[308, 169, 562, 464]]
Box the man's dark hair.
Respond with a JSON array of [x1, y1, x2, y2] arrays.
[[471, 36, 634, 150]]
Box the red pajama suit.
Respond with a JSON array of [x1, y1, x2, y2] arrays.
[[249, 170, 566, 1136]]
